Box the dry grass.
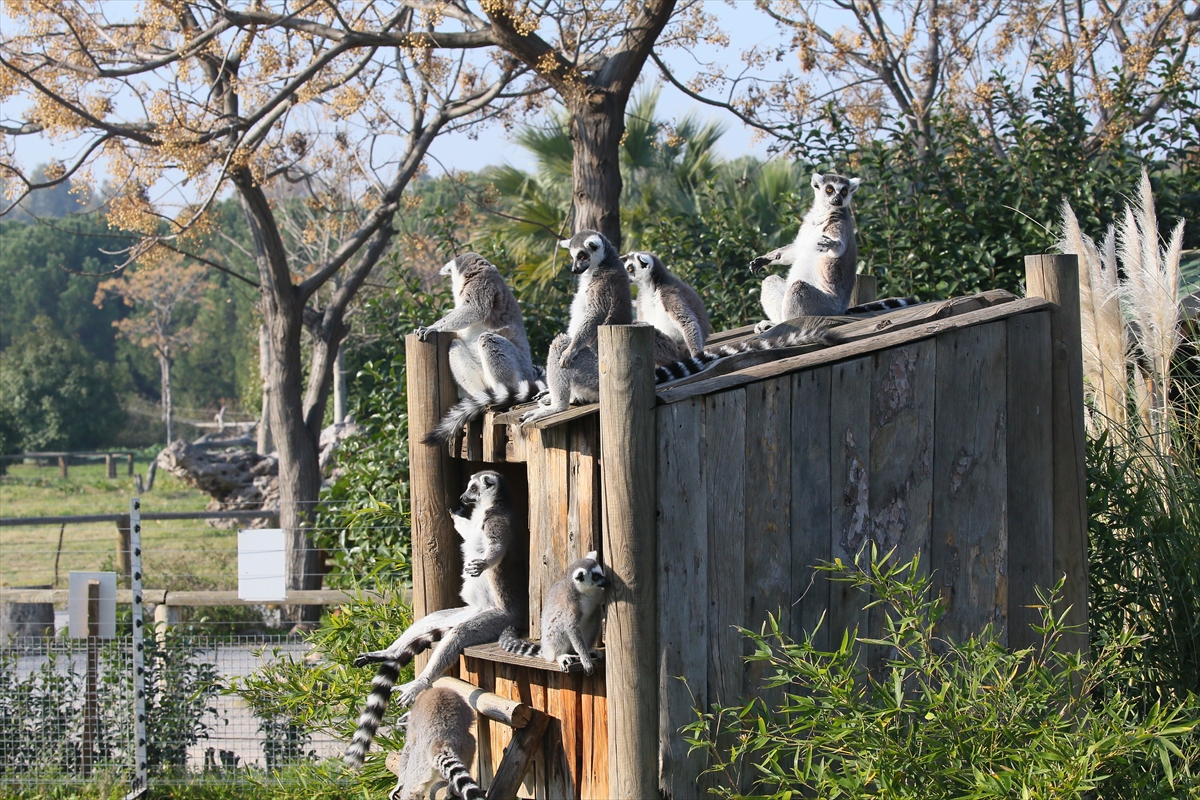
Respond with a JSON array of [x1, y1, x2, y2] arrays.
[[0, 460, 238, 590]]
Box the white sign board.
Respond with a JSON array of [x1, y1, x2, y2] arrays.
[[238, 529, 287, 602], [68, 572, 117, 639]]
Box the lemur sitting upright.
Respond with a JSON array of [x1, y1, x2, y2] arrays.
[[500, 551, 609, 675], [753, 172, 861, 329], [344, 470, 519, 768], [622, 251, 712, 366], [519, 231, 632, 427], [417, 253, 546, 444]]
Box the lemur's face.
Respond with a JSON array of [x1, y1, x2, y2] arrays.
[[572, 550, 610, 591], [560, 231, 608, 275], [460, 470, 501, 506], [621, 252, 655, 282], [811, 173, 861, 208]]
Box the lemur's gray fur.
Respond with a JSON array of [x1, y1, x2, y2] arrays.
[[753, 173, 861, 330], [345, 470, 518, 768], [386, 685, 484, 800], [519, 231, 632, 427], [622, 251, 712, 365], [499, 551, 609, 675], [417, 253, 546, 445]]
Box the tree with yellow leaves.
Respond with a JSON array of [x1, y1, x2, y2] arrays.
[[95, 257, 208, 444], [0, 1, 529, 615]]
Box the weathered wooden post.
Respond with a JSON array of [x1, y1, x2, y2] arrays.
[[58, 455, 68, 480], [850, 274, 877, 306], [1024, 254, 1088, 650], [105, 454, 117, 479], [599, 324, 659, 799], [127, 452, 135, 476], [116, 514, 132, 588], [82, 579, 100, 777], [406, 331, 461, 671]]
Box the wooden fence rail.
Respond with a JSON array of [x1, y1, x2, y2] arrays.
[[0, 451, 136, 479]]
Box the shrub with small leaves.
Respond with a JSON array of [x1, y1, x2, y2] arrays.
[[685, 550, 1200, 799]]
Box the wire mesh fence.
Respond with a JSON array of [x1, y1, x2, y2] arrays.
[[0, 495, 409, 792], [0, 633, 345, 790]]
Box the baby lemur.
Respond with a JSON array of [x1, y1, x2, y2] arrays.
[[500, 551, 609, 675], [519, 231, 632, 427], [753, 172, 861, 327], [417, 253, 545, 445], [345, 470, 518, 768], [386, 685, 484, 800]]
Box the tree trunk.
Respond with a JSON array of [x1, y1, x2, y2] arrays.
[[158, 353, 174, 444], [570, 91, 625, 247], [333, 344, 347, 424], [236, 178, 325, 624], [257, 325, 273, 455]]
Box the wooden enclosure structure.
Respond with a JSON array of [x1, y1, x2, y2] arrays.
[[405, 255, 1088, 799]]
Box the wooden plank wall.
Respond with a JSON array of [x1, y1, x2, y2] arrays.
[[655, 309, 1057, 799], [461, 655, 609, 799]]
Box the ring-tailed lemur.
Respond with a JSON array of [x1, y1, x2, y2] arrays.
[[417, 253, 546, 445], [518, 231, 632, 427], [386, 685, 484, 800], [622, 251, 712, 366], [345, 470, 519, 768], [752, 173, 861, 330], [499, 551, 609, 675]]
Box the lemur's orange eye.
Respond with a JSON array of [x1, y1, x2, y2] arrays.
[[825, 186, 833, 193]]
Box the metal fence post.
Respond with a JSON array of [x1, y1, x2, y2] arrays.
[[128, 496, 148, 799]]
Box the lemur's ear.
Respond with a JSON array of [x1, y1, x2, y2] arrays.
[[481, 473, 495, 487], [585, 550, 599, 561], [811, 172, 824, 190], [637, 253, 652, 267], [848, 178, 862, 193], [558, 239, 572, 249]]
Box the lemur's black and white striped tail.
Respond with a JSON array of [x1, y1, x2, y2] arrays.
[[434, 747, 486, 800], [423, 378, 546, 446], [344, 660, 401, 768], [499, 626, 541, 659], [655, 324, 838, 384], [846, 297, 921, 314]]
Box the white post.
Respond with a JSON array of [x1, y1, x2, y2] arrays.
[[130, 496, 148, 796]]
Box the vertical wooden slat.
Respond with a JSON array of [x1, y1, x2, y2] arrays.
[[482, 411, 507, 462], [406, 331, 462, 672], [1024, 254, 1089, 651], [704, 389, 746, 707], [656, 399, 707, 799], [528, 678, 548, 799], [932, 321, 1009, 645], [598, 325, 659, 800], [581, 672, 609, 800], [828, 358, 872, 646], [866, 341, 936, 669], [743, 377, 792, 698], [851, 274, 878, 307], [791, 368, 832, 650], [542, 672, 573, 800], [528, 425, 569, 639], [1006, 310, 1055, 650], [568, 416, 601, 563]]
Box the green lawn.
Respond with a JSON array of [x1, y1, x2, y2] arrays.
[[0, 460, 238, 590]]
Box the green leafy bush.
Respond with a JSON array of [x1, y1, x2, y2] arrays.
[[685, 551, 1200, 799], [229, 576, 416, 797]]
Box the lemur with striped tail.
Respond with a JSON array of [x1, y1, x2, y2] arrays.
[[500, 551, 609, 675], [385, 685, 484, 800], [418, 253, 546, 445], [345, 470, 519, 768]]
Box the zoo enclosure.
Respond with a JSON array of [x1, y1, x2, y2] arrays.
[[406, 255, 1088, 799], [0, 502, 394, 793]]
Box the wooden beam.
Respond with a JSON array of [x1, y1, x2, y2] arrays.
[[599, 325, 659, 800], [487, 709, 551, 800], [433, 676, 532, 728], [657, 298, 1050, 405], [407, 332, 463, 672], [1024, 254, 1089, 651]]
